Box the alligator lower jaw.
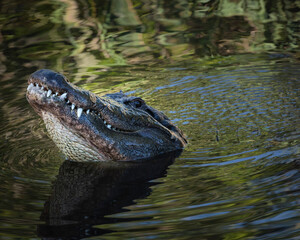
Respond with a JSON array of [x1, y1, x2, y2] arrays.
[[41, 111, 109, 162], [26, 83, 106, 161]]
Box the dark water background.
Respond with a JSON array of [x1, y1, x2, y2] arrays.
[[0, 0, 300, 239]]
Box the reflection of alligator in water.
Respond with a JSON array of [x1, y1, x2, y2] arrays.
[[26, 69, 187, 162], [37, 151, 180, 239]]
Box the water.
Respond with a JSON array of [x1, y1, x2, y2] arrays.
[[0, 1, 300, 239]]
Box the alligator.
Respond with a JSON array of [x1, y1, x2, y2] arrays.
[[26, 69, 187, 162]]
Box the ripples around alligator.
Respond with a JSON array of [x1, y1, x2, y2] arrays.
[[0, 54, 300, 239]]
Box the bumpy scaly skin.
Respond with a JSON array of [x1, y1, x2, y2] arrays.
[[26, 69, 187, 162]]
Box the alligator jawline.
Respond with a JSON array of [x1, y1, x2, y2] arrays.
[[27, 81, 135, 133]]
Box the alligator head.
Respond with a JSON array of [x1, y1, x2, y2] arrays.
[[26, 69, 187, 162]]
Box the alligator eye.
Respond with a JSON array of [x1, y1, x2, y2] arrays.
[[132, 99, 142, 108], [128, 98, 144, 108], [124, 97, 145, 108]]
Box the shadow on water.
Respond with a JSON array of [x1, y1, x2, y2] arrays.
[[37, 151, 181, 239]]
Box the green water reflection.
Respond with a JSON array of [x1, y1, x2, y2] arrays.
[[0, 0, 299, 239]]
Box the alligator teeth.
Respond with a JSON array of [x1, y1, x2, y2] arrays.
[[77, 108, 83, 118], [47, 90, 52, 97], [60, 93, 67, 99], [28, 83, 33, 90], [28, 83, 129, 132]]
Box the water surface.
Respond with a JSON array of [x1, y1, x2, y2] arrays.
[[0, 0, 300, 239]]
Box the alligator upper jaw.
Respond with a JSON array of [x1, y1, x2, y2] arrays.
[[26, 69, 103, 124], [26, 81, 114, 130], [26, 69, 139, 133]]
